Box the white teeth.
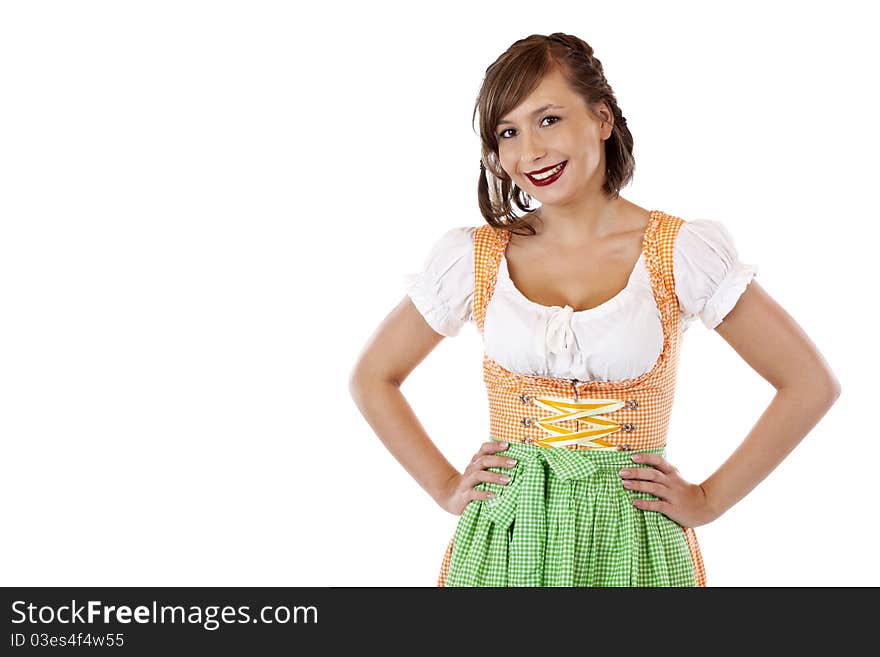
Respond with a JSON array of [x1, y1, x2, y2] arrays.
[[530, 162, 564, 180]]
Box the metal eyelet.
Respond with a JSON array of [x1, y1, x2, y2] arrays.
[[622, 423, 635, 433], [519, 394, 532, 405], [521, 417, 534, 427], [619, 443, 632, 451], [524, 437, 533, 445], [626, 399, 639, 410]]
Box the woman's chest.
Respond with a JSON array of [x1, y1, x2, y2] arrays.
[[503, 230, 645, 313]]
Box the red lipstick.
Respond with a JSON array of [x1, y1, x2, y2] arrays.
[[525, 161, 567, 187]]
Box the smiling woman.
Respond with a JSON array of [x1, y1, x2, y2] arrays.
[[349, 31, 841, 589], [476, 33, 635, 236]]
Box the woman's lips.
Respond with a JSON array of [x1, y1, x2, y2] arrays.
[[525, 161, 567, 186]]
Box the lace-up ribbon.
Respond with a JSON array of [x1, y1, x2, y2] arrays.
[[531, 396, 625, 449]]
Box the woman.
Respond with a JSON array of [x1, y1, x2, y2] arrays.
[[348, 33, 841, 586]]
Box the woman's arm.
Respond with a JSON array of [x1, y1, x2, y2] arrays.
[[348, 296, 459, 505], [699, 279, 842, 518]]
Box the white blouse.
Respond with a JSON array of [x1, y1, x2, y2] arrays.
[[403, 218, 758, 382]]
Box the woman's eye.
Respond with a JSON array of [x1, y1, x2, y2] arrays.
[[498, 115, 560, 140]]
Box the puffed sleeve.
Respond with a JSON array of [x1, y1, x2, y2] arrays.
[[674, 219, 758, 330], [402, 226, 476, 337]]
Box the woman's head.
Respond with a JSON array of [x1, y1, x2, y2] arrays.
[[474, 33, 635, 234]]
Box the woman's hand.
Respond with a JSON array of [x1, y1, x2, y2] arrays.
[[619, 452, 719, 528], [438, 440, 518, 516]]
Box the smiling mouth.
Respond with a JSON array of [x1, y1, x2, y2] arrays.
[[525, 161, 567, 185]]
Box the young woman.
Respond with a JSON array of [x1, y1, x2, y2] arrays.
[[349, 33, 841, 586]]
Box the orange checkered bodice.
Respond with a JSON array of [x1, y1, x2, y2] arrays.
[[474, 209, 685, 453]]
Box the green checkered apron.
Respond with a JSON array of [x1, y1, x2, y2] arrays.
[[444, 439, 697, 587]]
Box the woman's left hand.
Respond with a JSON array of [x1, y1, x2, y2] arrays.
[[619, 452, 718, 528]]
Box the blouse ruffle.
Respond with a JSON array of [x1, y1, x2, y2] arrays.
[[672, 219, 759, 330], [402, 227, 476, 337]]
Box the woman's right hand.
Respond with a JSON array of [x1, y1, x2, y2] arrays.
[[438, 440, 518, 516]]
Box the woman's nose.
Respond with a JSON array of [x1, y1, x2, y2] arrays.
[[518, 132, 546, 166]]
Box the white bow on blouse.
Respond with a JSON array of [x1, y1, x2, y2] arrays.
[[535, 304, 577, 357]]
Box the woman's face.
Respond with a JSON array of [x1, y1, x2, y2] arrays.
[[495, 67, 612, 205]]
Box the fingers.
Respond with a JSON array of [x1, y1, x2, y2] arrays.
[[632, 498, 672, 513], [470, 441, 516, 473], [471, 454, 518, 471], [630, 452, 677, 475], [618, 466, 664, 482], [473, 440, 509, 461], [473, 469, 511, 486], [621, 478, 669, 499], [469, 488, 497, 502], [463, 462, 514, 489], [461, 441, 517, 506]]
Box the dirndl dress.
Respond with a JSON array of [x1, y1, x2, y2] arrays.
[[437, 210, 707, 587]]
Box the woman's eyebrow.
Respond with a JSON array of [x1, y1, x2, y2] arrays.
[[496, 104, 565, 128]]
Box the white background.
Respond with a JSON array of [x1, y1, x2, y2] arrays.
[[1, 0, 876, 586]]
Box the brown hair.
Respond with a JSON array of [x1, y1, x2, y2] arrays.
[[474, 33, 635, 236]]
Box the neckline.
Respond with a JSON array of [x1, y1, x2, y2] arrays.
[[497, 209, 656, 317]]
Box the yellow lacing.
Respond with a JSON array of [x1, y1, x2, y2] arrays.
[[530, 397, 625, 449]]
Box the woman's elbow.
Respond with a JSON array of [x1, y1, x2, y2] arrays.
[[348, 363, 374, 400], [349, 360, 401, 401], [826, 376, 842, 403]]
